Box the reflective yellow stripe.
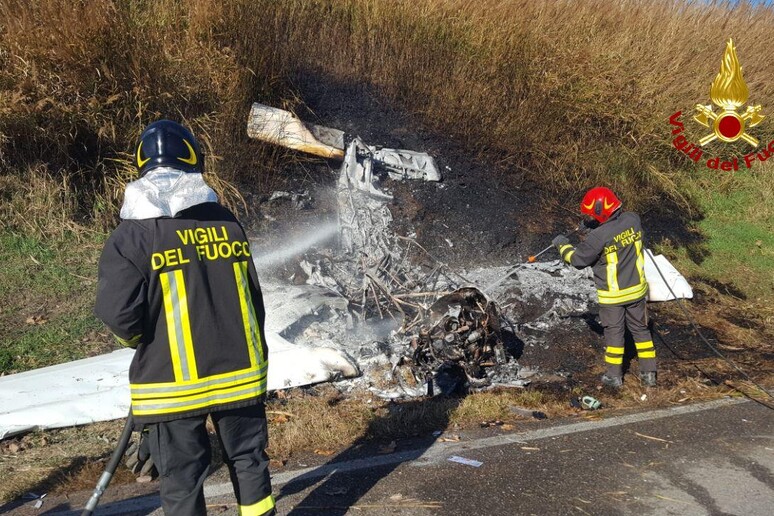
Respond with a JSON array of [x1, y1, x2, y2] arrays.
[[176, 271, 197, 381], [636, 340, 656, 358], [559, 244, 575, 264], [606, 250, 619, 291], [635, 240, 645, 285], [160, 270, 198, 381], [239, 495, 275, 516], [131, 380, 266, 416], [131, 364, 268, 399], [605, 345, 624, 365], [234, 261, 265, 365], [132, 377, 264, 406], [131, 365, 263, 390], [160, 272, 184, 381], [597, 281, 648, 305]]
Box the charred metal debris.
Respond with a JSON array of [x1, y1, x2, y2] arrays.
[[247, 101, 538, 396], [407, 288, 510, 396]]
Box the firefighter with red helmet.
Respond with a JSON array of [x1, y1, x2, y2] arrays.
[[553, 187, 656, 388], [95, 120, 275, 515]]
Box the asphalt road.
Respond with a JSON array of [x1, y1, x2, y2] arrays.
[[9, 397, 773, 516]]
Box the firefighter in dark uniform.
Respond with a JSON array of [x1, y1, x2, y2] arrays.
[[552, 187, 657, 388], [95, 120, 275, 515]]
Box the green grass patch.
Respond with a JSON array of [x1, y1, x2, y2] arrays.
[[664, 165, 774, 301], [0, 229, 111, 374], [0, 313, 104, 372]]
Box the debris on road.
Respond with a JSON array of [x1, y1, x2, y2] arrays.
[[378, 440, 397, 454], [571, 396, 602, 410], [634, 432, 673, 444], [448, 456, 483, 468], [324, 486, 349, 496]]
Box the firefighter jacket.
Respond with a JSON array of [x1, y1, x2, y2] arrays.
[[95, 201, 268, 425], [557, 211, 648, 306]]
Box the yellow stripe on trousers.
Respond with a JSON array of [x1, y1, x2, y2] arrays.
[[636, 340, 656, 358], [233, 261, 265, 366], [160, 270, 198, 381], [239, 495, 275, 516], [605, 346, 624, 365]]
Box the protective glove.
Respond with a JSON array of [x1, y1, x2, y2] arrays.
[[552, 234, 570, 248], [125, 428, 157, 478]]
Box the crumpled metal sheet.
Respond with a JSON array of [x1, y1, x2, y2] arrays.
[[340, 137, 442, 200], [340, 137, 393, 200], [120, 167, 218, 220], [247, 102, 345, 159], [372, 147, 441, 181]]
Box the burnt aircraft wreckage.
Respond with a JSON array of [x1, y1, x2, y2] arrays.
[[246, 102, 601, 398]]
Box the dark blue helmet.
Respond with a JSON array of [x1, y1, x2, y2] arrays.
[[135, 120, 204, 176]]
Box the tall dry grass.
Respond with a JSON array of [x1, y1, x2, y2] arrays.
[[1, 0, 773, 230]]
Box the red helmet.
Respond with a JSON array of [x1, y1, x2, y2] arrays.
[[580, 187, 622, 223]]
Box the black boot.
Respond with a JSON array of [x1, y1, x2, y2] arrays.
[[601, 374, 623, 388], [639, 372, 657, 387]]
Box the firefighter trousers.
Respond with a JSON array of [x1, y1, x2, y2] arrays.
[[146, 403, 274, 516], [599, 297, 656, 378]]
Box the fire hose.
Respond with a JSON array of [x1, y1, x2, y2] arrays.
[[81, 413, 134, 516], [644, 249, 774, 407]]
